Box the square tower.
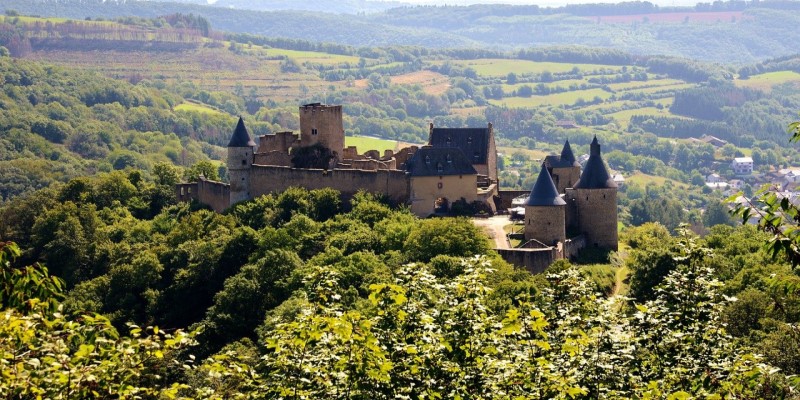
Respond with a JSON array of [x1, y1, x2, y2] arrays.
[[299, 103, 345, 160]]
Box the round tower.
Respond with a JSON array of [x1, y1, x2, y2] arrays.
[[570, 136, 618, 250], [524, 164, 567, 246], [227, 117, 256, 206]]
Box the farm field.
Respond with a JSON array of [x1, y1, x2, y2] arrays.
[[246, 46, 363, 66], [735, 71, 800, 92], [175, 101, 227, 115], [489, 88, 613, 108], [344, 136, 404, 153], [605, 79, 683, 91], [438, 59, 624, 77], [607, 107, 678, 129], [625, 172, 689, 189], [389, 70, 451, 95]]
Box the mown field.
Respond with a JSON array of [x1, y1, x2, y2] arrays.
[[735, 71, 800, 92]]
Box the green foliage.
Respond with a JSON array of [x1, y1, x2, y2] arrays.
[[0, 241, 64, 314], [403, 217, 492, 262]]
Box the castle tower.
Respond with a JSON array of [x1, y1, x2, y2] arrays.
[[227, 117, 256, 205], [567, 136, 618, 250], [524, 164, 567, 246], [299, 103, 344, 160], [544, 139, 582, 195]]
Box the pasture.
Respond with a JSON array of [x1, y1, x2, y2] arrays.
[[488, 88, 614, 108], [735, 71, 800, 92], [441, 59, 624, 77]]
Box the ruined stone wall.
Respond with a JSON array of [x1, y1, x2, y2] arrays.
[[567, 188, 618, 250], [524, 205, 566, 246], [254, 152, 292, 167], [496, 248, 558, 275], [249, 165, 409, 205], [257, 131, 298, 154], [564, 234, 586, 260], [408, 174, 478, 217], [299, 104, 344, 157], [178, 179, 230, 212], [175, 183, 199, 203]]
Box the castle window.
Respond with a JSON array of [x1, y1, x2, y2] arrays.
[[242, 159, 247, 165], [312, 128, 318, 135]]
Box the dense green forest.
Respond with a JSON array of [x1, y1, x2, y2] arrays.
[[2, 170, 800, 397]]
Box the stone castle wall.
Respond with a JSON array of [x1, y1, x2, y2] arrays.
[[249, 165, 410, 205], [496, 248, 558, 275], [176, 179, 230, 212]]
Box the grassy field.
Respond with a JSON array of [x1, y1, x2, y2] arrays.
[[440, 59, 624, 77], [175, 101, 227, 115], [605, 79, 685, 91], [735, 71, 800, 92], [344, 136, 403, 152], [626, 172, 688, 189], [489, 88, 614, 108], [252, 47, 363, 66], [608, 107, 678, 129]]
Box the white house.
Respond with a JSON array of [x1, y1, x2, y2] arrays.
[[732, 157, 754, 175], [706, 173, 722, 183]]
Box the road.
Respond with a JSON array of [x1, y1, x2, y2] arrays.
[[472, 215, 514, 249]]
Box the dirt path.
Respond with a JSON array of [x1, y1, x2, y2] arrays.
[[472, 216, 514, 249]]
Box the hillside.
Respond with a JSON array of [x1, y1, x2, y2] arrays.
[[3, 0, 800, 63], [3, 13, 800, 201]]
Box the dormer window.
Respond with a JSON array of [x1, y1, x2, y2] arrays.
[[474, 151, 480, 159], [446, 136, 452, 145], [446, 154, 452, 164], [425, 155, 430, 164], [467, 136, 473, 144], [437, 163, 443, 173]]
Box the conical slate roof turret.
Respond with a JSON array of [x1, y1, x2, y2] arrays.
[[526, 165, 566, 206], [228, 117, 256, 147], [575, 136, 616, 189], [559, 139, 579, 167]]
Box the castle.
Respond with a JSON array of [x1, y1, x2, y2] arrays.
[[176, 103, 618, 269], [176, 103, 498, 217]]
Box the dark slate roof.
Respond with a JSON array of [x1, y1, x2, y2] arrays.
[[406, 147, 478, 177], [544, 140, 580, 169], [526, 166, 566, 206], [429, 128, 489, 164], [575, 136, 617, 189], [228, 117, 256, 147]]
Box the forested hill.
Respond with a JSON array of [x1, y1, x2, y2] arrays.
[[4, 0, 800, 63]]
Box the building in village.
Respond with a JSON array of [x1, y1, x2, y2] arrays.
[[177, 103, 619, 272]]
